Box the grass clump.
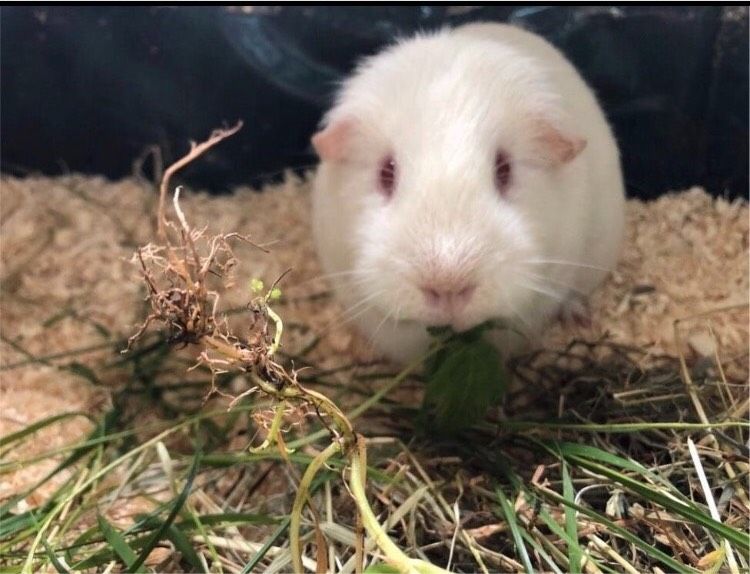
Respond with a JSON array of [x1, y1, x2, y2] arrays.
[[0, 127, 747, 573]]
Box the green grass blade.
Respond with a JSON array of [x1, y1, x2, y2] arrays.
[[135, 510, 278, 533], [562, 461, 582, 574], [96, 514, 143, 573], [0, 340, 120, 371], [129, 451, 201, 573], [556, 442, 649, 473], [491, 420, 750, 433], [531, 438, 749, 556], [535, 486, 697, 574], [554, 442, 693, 503], [517, 528, 565, 574], [177, 512, 278, 528], [70, 537, 148, 570], [536, 505, 621, 573], [0, 409, 120, 519], [496, 488, 534, 573], [240, 516, 291, 574], [42, 540, 71, 574], [0, 409, 121, 517], [0, 511, 38, 538], [73, 487, 205, 571], [164, 524, 203, 571], [43, 511, 278, 563], [64, 525, 101, 565], [363, 565, 401, 573], [0, 412, 94, 449], [568, 455, 749, 555], [64, 361, 101, 385]]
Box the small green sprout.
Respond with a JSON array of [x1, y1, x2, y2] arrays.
[[268, 287, 282, 301]]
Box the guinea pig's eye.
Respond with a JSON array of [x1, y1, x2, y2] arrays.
[[494, 150, 512, 195], [377, 155, 397, 198]]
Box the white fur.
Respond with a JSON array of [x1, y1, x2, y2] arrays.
[[312, 23, 626, 363]]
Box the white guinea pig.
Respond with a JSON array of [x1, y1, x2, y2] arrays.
[[311, 22, 625, 364]]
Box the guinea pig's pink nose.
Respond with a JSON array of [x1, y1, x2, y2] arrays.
[[419, 282, 476, 312]]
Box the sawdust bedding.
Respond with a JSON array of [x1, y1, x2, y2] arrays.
[[0, 172, 748, 505]]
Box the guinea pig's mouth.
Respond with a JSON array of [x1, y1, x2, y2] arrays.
[[432, 318, 479, 333], [376, 302, 487, 333], [393, 314, 482, 334]]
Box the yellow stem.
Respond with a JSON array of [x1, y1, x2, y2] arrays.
[[349, 439, 449, 574], [249, 401, 289, 453], [290, 441, 342, 573], [266, 304, 283, 357]]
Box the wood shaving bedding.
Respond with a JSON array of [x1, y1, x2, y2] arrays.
[[1, 173, 747, 501]]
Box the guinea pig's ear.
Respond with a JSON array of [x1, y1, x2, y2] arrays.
[[532, 119, 587, 167], [311, 119, 353, 162]]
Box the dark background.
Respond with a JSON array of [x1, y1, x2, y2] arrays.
[[1, 5, 748, 199]]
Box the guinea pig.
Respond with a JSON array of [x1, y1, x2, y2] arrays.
[[311, 22, 625, 364]]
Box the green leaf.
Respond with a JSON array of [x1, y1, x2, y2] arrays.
[[423, 333, 506, 432], [96, 514, 143, 572]]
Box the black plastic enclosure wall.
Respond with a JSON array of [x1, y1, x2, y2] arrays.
[[1, 5, 747, 199]]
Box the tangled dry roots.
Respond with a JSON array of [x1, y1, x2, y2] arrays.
[[123, 121, 270, 372]]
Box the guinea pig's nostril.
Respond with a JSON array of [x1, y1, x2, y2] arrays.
[[419, 283, 476, 310], [420, 286, 442, 307], [456, 284, 476, 305]]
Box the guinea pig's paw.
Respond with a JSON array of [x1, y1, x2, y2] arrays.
[[557, 294, 592, 330]]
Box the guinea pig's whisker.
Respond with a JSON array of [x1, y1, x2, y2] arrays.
[[367, 305, 397, 351], [520, 271, 588, 298], [516, 279, 566, 302], [369, 285, 409, 341], [333, 290, 385, 325], [314, 290, 385, 340], [335, 302, 379, 330], [292, 269, 374, 289], [500, 288, 533, 335], [524, 258, 611, 273], [391, 300, 405, 325], [325, 276, 376, 292], [318, 269, 373, 281]]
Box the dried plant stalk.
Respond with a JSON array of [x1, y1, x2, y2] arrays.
[[123, 123, 448, 574]]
